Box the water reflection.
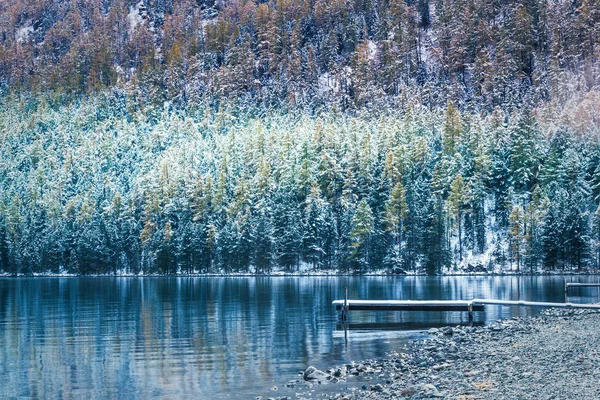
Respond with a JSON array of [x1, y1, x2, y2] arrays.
[[0, 276, 597, 399]]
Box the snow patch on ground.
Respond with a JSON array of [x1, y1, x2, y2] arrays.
[[1, 267, 597, 278], [128, 1, 146, 33], [318, 67, 352, 96], [201, 17, 218, 28], [367, 40, 377, 61], [16, 23, 33, 43]]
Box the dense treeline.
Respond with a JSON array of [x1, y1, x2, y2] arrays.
[[1, 0, 600, 274], [0, 93, 599, 274], [0, 0, 598, 109]]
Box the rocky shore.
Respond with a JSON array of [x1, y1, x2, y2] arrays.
[[265, 308, 600, 399]]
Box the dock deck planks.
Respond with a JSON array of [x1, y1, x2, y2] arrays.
[[332, 299, 484, 312]]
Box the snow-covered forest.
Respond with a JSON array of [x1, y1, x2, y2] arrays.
[[0, 0, 599, 274], [1, 93, 599, 274]]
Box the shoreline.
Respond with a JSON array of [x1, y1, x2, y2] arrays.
[[1, 271, 600, 278], [272, 308, 600, 399]]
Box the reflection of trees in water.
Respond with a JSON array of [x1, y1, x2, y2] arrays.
[[0, 276, 594, 398]]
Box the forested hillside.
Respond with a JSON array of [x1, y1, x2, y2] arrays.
[[0, 0, 599, 274], [1, 0, 599, 109]]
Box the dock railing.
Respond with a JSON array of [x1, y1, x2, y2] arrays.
[[564, 281, 600, 298]]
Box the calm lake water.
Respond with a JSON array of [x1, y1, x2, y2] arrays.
[[0, 275, 599, 399]]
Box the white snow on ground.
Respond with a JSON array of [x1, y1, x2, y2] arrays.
[[318, 72, 334, 96], [16, 23, 33, 43], [0, 268, 594, 277], [367, 40, 377, 61], [318, 67, 352, 96], [201, 18, 218, 28], [128, 1, 145, 33]]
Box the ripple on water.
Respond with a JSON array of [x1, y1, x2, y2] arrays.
[[0, 275, 595, 399]]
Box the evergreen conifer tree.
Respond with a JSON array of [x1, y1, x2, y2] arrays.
[[350, 199, 374, 271]]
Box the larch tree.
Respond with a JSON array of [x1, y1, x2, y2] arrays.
[[350, 199, 374, 271], [447, 174, 471, 263], [508, 204, 524, 272]]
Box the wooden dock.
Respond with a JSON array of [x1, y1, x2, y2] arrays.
[[333, 299, 484, 321], [333, 298, 600, 321], [332, 299, 484, 312]]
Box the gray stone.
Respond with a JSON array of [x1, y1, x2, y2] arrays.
[[400, 386, 418, 397], [442, 327, 454, 335], [421, 383, 442, 397], [303, 366, 329, 382], [371, 384, 384, 392]]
